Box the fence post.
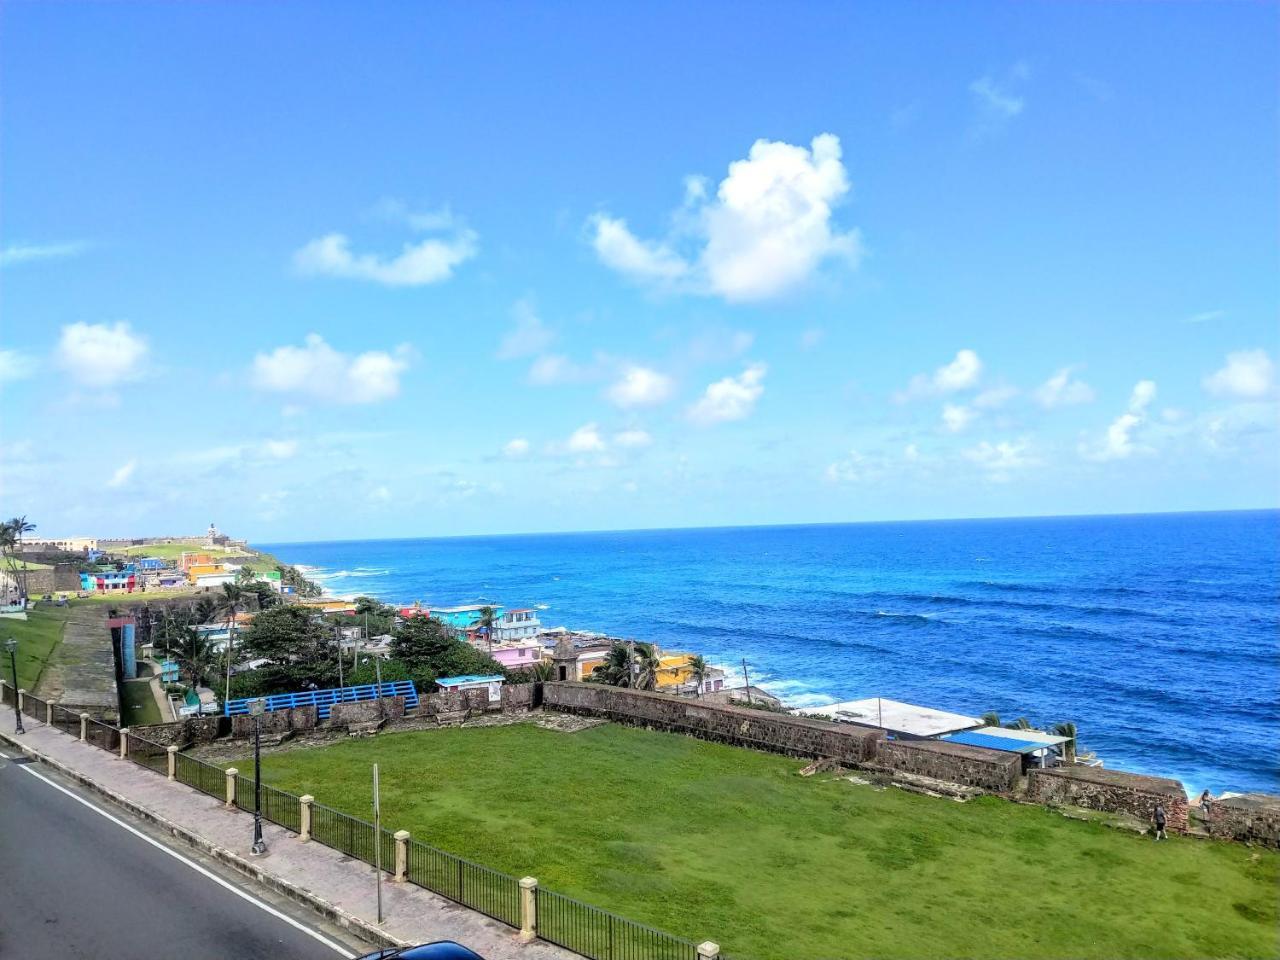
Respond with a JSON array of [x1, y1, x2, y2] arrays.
[[45, 701, 53, 725], [167, 745, 178, 781], [393, 830, 410, 882], [118, 727, 129, 759], [17, 689, 25, 713], [224, 767, 238, 808], [299, 795, 313, 841], [519, 877, 538, 943], [697, 942, 720, 960], [80, 712, 89, 742]]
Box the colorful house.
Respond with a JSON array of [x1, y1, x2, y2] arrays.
[[430, 604, 505, 630], [137, 557, 168, 571], [80, 569, 137, 593], [493, 608, 540, 642], [180, 552, 214, 573], [186, 563, 226, 583], [488, 639, 545, 671]]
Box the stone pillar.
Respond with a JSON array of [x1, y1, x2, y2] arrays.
[[80, 712, 89, 742], [519, 876, 538, 943], [299, 795, 313, 841], [393, 830, 410, 882], [45, 701, 53, 725], [16, 688, 25, 713], [167, 745, 178, 781], [224, 767, 238, 808], [697, 942, 720, 960], [118, 727, 130, 759]]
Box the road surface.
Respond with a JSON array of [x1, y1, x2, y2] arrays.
[[0, 744, 364, 959]]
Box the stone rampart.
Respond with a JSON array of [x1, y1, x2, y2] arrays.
[[230, 704, 317, 738], [329, 696, 405, 726], [128, 715, 225, 747], [1027, 766, 1189, 831], [1204, 793, 1280, 847], [542, 682, 882, 764], [876, 738, 1021, 792]]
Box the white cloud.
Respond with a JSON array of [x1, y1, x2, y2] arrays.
[[825, 450, 876, 484], [970, 76, 1025, 120], [1035, 368, 1095, 408], [252, 334, 411, 404], [567, 423, 607, 454], [963, 440, 1034, 482], [0, 349, 36, 384], [107, 459, 137, 488], [942, 403, 976, 433], [0, 241, 87, 267], [1203, 349, 1274, 399], [369, 485, 392, 504], [973, 385, 1019, 410], [262, 439, 299, 460], [607, 365, 674, 408], [527, 354, 589, 386], [56, 322, 148, 387], [1185, 309, 1225, 324], [1081, 379, 1157, 461], [688, 363, 767, 425], [613, 429, 653, 449], [503, 438, 530, 458], [591, 133, 861, 302], [294, 225, 476, 287], [497, 300, 555, 360], [896, 349, 983, 401]]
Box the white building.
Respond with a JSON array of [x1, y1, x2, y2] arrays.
[[492, 608, 540, 643]]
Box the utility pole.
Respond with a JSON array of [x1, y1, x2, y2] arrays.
[[741, 658, 753, 705]]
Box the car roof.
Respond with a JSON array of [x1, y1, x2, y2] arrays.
[[398, 942, 486, 960]]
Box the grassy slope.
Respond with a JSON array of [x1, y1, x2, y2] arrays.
[[120, 678, 163, 725], [249, 723, 1278, 960], [1, 604, 76, 690]]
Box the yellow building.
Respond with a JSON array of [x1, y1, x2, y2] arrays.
[[655, 653, 698, 689], [186, 563, 225, 583]]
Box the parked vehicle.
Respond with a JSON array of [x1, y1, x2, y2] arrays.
[[358, 943, 485, 960]]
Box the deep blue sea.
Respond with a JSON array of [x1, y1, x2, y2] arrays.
[[262, 510, 1280, 795]]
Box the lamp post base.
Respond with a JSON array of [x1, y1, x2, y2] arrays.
[[250, 839, 268, 856]]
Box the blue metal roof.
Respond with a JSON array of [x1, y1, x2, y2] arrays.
[[436, 674, 504, 686], [944, 731, 1045, 754]]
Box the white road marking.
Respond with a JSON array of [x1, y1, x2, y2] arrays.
[[4, 751, 357, 958]]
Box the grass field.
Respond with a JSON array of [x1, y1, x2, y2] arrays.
[[120, 678, 163, 725], [1, 604, 76, 690], [245, 723, 1278, 960]]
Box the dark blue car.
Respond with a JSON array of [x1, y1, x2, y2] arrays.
[[358, 943, 485, 960]]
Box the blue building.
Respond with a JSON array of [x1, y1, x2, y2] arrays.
[[427, 604, 505, 630], [137, 556, 167, 571]]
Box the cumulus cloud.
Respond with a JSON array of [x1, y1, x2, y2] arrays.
[[1203, 349, 1274, 399], [896, 349, 982, 401], [973, 385, 1018, 410], [825, 449, 882, 484], [503, 438, 531, 458], [613, 429, 653, 449], [1081, 379, 1157, 461], [294, 217, 476, 286], [497, 300, 555, 360], [969, 63, 1029, 132], [1035, 367, 1096, 408], [0, 349, 36, 384], [262, 439, 299, 460], [0, 241, 87, 267], [56, 322, 148, 387], [591, 133, 861, 302], [107, 459, 137, 488], [607, 366, 674, 408], [527, 354, 592, 386], [252, 334, 411, 404], [566, 423, 607, 453], [963, 440, 1035, 482], [942, 403, 976, 433], [687, 363, 766, 425]]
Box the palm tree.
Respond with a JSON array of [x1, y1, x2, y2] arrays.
[[217, 583, 250, 698], [477, 605, 497, 652], [980, 711, 1001, 728], [685, 654, 708, 697], [1052, 721, 1078, 762], [173, 626, 217, 690], [1004, 717, 1033, 730], [597, 642, 635, 687], [632, 642, 660, 691], [5, 516, 36, 600]]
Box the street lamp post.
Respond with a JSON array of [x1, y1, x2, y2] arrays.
[[5, 639, 23, 735], [249, 698, 267, 856]]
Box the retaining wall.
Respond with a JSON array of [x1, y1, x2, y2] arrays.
[[127, 715, 225, 747], [876, 738, 1021, 792], [1204, 793, 1280, 847], [329, 696, 405, 726], [541, 681, 883, 764], [1027, 766, 1189, 831], [230, 704, 318, 738]]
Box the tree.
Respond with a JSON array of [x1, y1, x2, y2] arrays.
[[685, 654, 708, 697], [193, 596, 218, 624], [477, 605, 498, 651], [239, 605, 339, 693], [217, 582, 251, 697], [172, 626, 217, 689], [391, 616, 454, 669], [1052, 721, 1078, 762], [595, 642, 635, 687], [632, 642, 660, 691], [1004, 717, 1032, 730], [4, 516, 36, 600], [980, 711, 1001, 728]]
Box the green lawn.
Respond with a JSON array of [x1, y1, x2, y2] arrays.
[[0, 604, 76, 690], [245, 723, 1279, 960], [120, 678, 163, 726]]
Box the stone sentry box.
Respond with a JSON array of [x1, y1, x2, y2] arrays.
[[1027, 765, 1189, 831]]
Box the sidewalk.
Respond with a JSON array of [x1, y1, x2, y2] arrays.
[[0, 713, 574, 960]]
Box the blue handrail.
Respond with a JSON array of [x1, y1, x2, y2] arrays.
[[224, 679, 418, 719]]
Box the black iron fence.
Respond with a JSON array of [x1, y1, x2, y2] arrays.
[[32, 704, 708, 960], [21, 690, 47, 722], [0, 682, 13, 706], [536, 889, 699, 960]]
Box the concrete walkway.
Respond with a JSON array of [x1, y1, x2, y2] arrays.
[[0, 714, 575, 960], [34, 604, 117, 716]]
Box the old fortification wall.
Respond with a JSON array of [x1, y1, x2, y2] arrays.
[[1204, 794, 1280, 847], [127, 715, 225, 747], [230, 704, 318, 738], [876, 738, 1021, 792], [1028, 766, 1189, 831], [542, 681, 883, 764], [330, 696, 405, 725]]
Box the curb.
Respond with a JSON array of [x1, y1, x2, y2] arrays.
[[0, 728, 408, 953]]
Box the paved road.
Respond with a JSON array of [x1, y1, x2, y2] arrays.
[[0, 745, 364, 959]]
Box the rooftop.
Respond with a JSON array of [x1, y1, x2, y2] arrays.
[[436, 674, 505, 687], [798, 697, 982, 738]]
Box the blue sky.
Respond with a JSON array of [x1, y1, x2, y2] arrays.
[[1, 2, 1276, 540]]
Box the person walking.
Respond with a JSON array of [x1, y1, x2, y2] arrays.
[[1153, 802, 1168, 841]]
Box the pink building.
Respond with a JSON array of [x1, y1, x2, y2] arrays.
[[488, 639, 544, 671]]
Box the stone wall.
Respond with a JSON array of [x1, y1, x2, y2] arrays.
[[329, 696, 405, 726], [127, 715, 225, 747], [542, 681, 882, 764], [875, 738, 1021, 793], [502, 682, 535, 711], [1204, 793, 1280, 847], [230, 704, 318, 738], [1027, 766, 1189, 831], [21, 565, 82, 594]]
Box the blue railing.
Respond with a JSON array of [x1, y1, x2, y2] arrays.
[[224, 680, 418, 719]]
